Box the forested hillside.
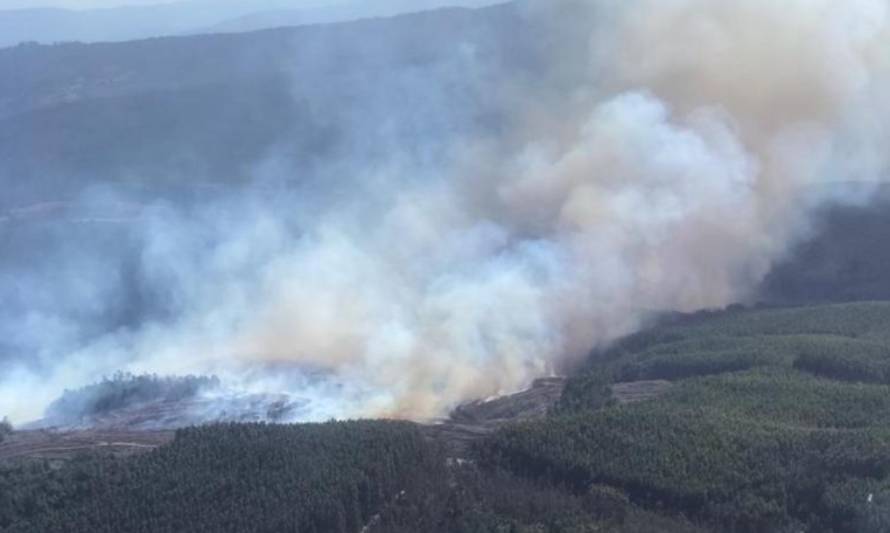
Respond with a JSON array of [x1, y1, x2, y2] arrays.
[[5, 303, 890, 532], [482, 302, 890, 532], [1, 421, 439, 532], [0, 420, 700, 533]]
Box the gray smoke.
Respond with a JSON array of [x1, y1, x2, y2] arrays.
[[2, 0, 889, 423]]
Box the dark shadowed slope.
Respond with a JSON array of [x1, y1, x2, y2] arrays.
[[0, 3, 533, 207], [762, 186, 890, 305]]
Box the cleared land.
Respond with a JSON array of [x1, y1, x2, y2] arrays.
[[0, 429, 173, 462]]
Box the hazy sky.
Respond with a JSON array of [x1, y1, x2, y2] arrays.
[[0, 0, 337, 10]]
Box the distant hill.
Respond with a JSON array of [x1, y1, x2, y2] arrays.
[[0, 0, 504, 49], [0, 3, 527, 207], [199, 0, 506, 35]]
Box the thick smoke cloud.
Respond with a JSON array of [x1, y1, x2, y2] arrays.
[[2, 0, 890, 423]]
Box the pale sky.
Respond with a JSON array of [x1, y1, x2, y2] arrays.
[[0, 0, 338, 10], [1, 0, 172, 8]]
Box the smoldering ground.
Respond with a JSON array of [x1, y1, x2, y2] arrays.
[[1, 0, 889, 423]]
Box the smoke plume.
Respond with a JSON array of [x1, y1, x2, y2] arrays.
[[2, 0, 890, 423]]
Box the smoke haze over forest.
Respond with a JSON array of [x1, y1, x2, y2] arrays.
[[1, 0, 889, 424]]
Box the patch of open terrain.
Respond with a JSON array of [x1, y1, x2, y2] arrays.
[[0, 429, 173, 462], [1, 373, 676, 463]]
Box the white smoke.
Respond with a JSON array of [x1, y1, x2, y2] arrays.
[[3, 0, 890, 423]]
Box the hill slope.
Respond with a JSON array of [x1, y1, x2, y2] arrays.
[[4, 303, 890, 532], [483, 302, 890, 532], [0, 3, 530, 207]]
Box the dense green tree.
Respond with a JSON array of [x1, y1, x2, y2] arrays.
[[1, 421, 441, 533], [489, 303, 890, 532]]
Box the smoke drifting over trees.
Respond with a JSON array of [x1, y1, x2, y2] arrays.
[[1, 0, 889, 423]]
